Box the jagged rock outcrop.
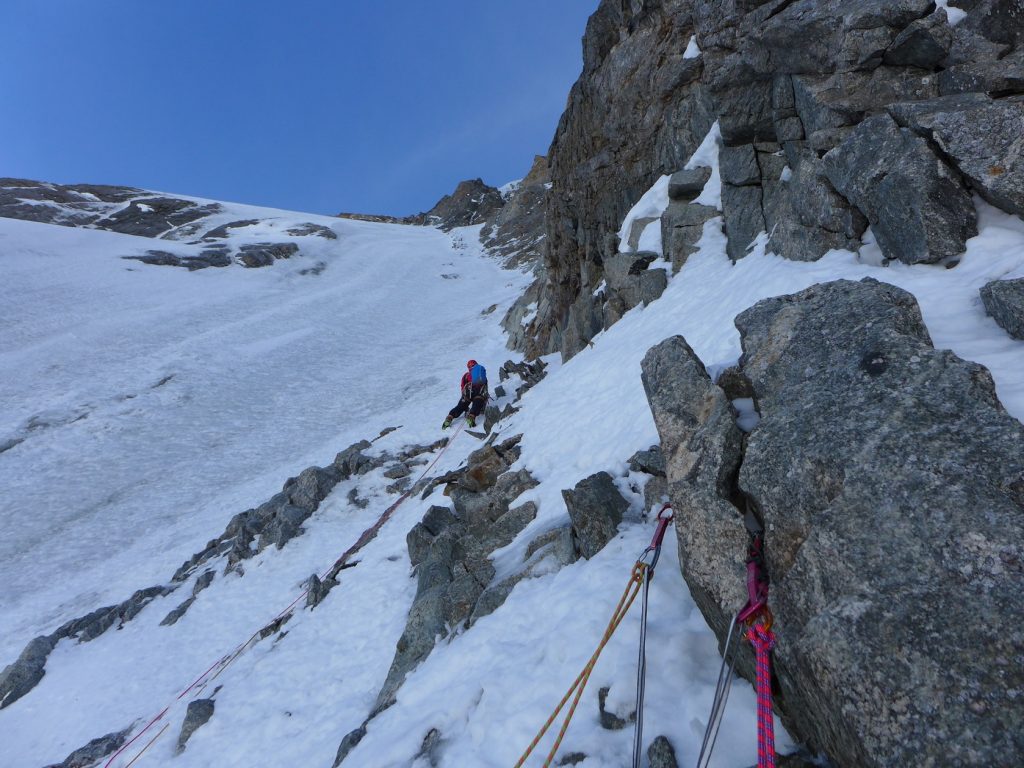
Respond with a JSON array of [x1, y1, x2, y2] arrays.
[[42, 727, 131, 768], [644, 278, 1024, 767], [401, 179, 505, 231], [369, 437, 537, 716], [483, 155, 550, 269], [523, 0, 1024, 359], [981, 276, 1024, 339], [336, 435, 583, 766]]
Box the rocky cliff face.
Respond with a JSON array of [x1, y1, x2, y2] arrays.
[[523, 0, 1024, 360]]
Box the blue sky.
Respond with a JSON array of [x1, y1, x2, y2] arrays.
[[0, 1, 597, 216]]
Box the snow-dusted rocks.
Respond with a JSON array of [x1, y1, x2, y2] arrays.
[[734, 278, 1024, 767], [981, 277, 1024, 340], [337, 436, 543, 764], [519, 0, 1024, 361]]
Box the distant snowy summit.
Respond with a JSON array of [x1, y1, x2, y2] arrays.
[[338, 154, 550, 271]]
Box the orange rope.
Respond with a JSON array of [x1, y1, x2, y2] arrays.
[[514, 562, 646, 768]]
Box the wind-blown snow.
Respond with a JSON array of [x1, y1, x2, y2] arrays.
[[618, 175, 670, 252], [2, 157, 1022, 767]]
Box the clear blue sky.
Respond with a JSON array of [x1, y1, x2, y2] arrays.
[[0, 1, 597, 216]]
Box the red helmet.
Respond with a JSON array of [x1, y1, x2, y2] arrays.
[[467, 359, 477, 369]]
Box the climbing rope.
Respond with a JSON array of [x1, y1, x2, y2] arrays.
[[632, 504, 674, 768], [515, 507, 674, 768], [104, 423, 465, 767], [513, 562, 645, 768], [747, 622, 777, 768], [695, 531, 777, 768]]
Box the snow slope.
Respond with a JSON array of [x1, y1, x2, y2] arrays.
[[1, 163, 1022, 767]]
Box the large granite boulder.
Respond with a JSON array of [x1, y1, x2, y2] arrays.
[[643, 279, 1024, 766], [733, 279, 1024, 766]]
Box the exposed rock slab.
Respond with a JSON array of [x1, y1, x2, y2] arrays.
[[890, 94, 1024, 218], [823, 114, 977, 264]]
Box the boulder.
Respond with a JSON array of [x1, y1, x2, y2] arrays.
[[641, 336, 748, 644], [647, 735, 679, 768], [668, 167, 711, 201], [980, 277, 1024, 340], [762, 146, 866, 262], [721, 183, 764, 261], [628, 446, 666, 478], [176, 699, 215, 753], [561, 472, 629, 560], [735, 278, 1024, 767], [883, 8, 952, 69], [661, 201, 719, 271], [823, 114, 977, 264], [720, 144, 760, 187]]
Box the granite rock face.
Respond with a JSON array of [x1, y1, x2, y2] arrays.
[[523, 0, 1023, 360], [644, 278, 1024, 767]]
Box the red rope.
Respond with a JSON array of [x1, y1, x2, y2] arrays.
[[746, 623, 777, 768]]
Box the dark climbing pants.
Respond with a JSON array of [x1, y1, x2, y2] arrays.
[[448, 390, 487, 420]]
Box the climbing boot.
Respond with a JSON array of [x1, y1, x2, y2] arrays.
[[442, 417, 452, 430], [466, 415, 476, 428]]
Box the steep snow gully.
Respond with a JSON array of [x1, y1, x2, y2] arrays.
[[2, 130, 1024, 767]]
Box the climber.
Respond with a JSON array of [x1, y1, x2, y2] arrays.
[[442, 359, 488, 429]]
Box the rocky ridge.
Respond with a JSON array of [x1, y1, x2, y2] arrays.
[[0, 178, 338, 270], [517, 0, 1024, 360]]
